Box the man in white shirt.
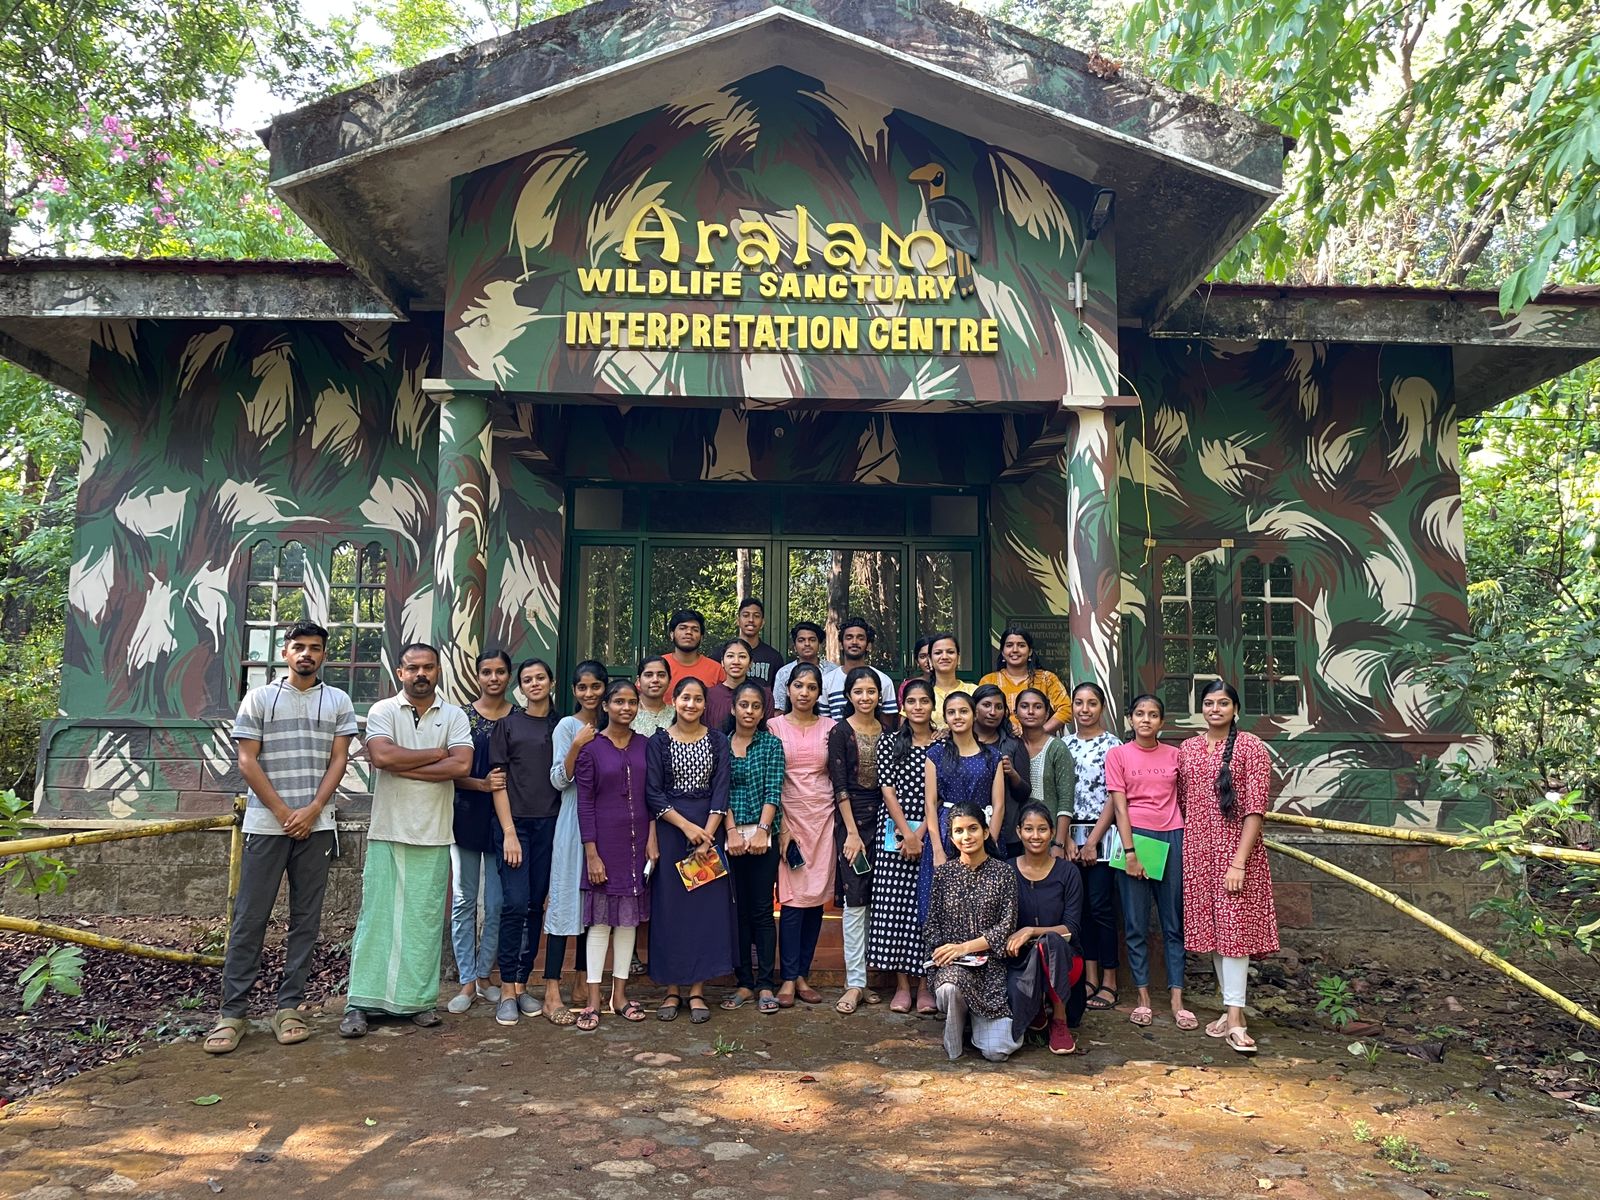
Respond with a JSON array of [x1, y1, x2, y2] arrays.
[[822, 616, 900, 729], [773, 620, 835, 712], [339, 642, 472, 1038], [205, 622, 355, 1054]]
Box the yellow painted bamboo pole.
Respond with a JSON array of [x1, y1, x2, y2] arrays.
[[1266, 811, 1600, 868], [1264, 837, 1600, 1033], [0, 913, 225, 968], [224, 797, 245, 949], [0, 812, 239, 859]]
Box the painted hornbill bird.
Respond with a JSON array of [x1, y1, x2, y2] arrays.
[[908, 162, 980, 298]]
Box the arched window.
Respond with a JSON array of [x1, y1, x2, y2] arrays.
[[1239, 554, 1301, 717], [240, 539, 310, 694], [326, 540, 389, 704], [1155, 551, 1221, 714]]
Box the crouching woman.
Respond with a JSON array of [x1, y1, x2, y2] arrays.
[[923, 801, 1019, 1062]]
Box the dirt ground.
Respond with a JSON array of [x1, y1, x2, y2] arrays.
[[2, 972, 1597, 1200]]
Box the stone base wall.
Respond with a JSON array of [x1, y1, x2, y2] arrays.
[[15, 828, 1502, 942]]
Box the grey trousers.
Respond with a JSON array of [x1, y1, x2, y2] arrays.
[[220, 830, 335, 1017]]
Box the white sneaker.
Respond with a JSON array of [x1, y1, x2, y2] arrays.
[[446, 991, 474, 1014]]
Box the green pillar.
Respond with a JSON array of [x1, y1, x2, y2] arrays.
[[1065, 408, 1123, 713], [432, 390, 493, 705]]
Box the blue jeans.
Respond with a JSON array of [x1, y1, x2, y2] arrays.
[[497, 816, 557, 985], [450, 845, 502, 984], [1114, 826, 1185, 991], [779, 905, 823, 982]]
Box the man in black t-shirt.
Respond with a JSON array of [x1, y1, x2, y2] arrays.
[[715, 596, 786, 689]]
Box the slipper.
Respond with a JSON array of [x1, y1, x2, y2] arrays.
[[1129, 1005, 1153, 1027], [411, 1010, 442, 1028], [889, 990, 912, 1014], [657, 997, 683, 1022], [835, 988, 863, 1015], [338, 1010, 368, 1039], [610, 1000, 647, 1022], [1085, 986, 1119, 1011], [543, 1006, 577, 1027], [1205, 1015, 1231, 1038], [863, 990, 882, 1006], [758, 994, 781, 1014], [270, 1009, 310, 1045], [575, 1008, 600, 1032], [796, 984, 823, 1004], [688, 998, 712, 1024], [203, 1017, 246, 1054], [775, 990, 796, 1009], [1225, 1027, 1259, 1055], [1174, 1009, 1199, 1031], [720, 990, 754, 1011]]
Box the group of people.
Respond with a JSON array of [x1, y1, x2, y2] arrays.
[[205, 601, 1279, 1064]]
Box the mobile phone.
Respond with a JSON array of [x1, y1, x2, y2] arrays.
[[785, 839, 806, 870], [643, 858, 655, 880], [881, 823, 899, 853], [851, 848, 872, 875]]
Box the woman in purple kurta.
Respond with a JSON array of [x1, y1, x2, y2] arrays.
[[575, 679, 656, 1028], [645, 676, 737, 1023]]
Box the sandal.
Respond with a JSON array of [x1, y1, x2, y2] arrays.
[[1129, 1005, 1153, 1027], [1085, 986, 1119, 1011], [576, 1008, 600, 1032], [863, 990, 882, 1006], [1205, 1015, 1231, 1038], [616, 1000, 647, 1022], [758, 993, 780, 1014], [835, 988, 863, 1015], [688, 998, 712, 1024], [658, 996, 683, 1022], [270, 1009, 310, 1045], [1225, 1027, 1259, 1055], [543, 1005, 577, 1027], [203, 1017, 246, 1055], [1174, 1008, 1199, 1031], [720, 989, 754, 1011]]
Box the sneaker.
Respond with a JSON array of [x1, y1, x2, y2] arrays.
[[495, 996, 520, 1027], [517, 992, 542, 1017], [478, 983, 502, 1004], [1048, 1018, 1076, 1056], [446, 991, 474, 1015]]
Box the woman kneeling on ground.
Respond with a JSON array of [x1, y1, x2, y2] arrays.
[[924, 801, 1019, 1062], [1006, 801, 1085, 1055]]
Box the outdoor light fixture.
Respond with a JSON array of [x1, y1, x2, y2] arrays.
[[1071, 187, 1116, 318]]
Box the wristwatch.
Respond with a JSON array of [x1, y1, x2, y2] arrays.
[[757, 822, 771, 832], [1050, 840, 1065, 849]]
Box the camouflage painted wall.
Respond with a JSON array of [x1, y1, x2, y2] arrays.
[[44, 319, 437, 819], [443, 66, 1117, 407], [1118, 336, 1481, 830]]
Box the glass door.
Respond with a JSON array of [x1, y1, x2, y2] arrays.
[[782, 545, 904, 674], [645, 541, 766, 652]]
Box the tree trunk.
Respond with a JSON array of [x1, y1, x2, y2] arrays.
[[825, 550, 853, 662], [736, 548, 752, 605]]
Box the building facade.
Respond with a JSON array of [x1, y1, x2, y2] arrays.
[[4, 0, 1598, 925]]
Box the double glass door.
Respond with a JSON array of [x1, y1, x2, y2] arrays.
[[567, 486, 982, 680]]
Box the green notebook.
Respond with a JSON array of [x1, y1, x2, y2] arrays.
[[1107, 832, 1171, 881]]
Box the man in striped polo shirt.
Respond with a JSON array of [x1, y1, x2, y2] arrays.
[[205, 621, 356, 1054]]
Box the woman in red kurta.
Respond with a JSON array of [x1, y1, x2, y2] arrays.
[[1178, 680, 1278, 1055]]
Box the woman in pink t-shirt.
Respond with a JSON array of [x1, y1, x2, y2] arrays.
[[1104, 694, 1194, 1032]]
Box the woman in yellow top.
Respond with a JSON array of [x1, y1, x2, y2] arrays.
[[927, 631, 971, 730], [978, 626, 1071, 734]]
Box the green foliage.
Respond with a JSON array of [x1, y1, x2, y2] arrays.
[[19, 944, 85, 1011], [1352, 1119, 1374, 1143], [0, 787, 75, 898], [1109, 0, 1600, 305], [1347, 1040, 1383, 1069], [321, 0, 592, 82], [1314, 974, 1358, 1028], [1376, 1133, 1424, 1174], [0, 0, 339, 256]]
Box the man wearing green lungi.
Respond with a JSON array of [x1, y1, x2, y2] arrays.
[[340, 642, 473, 1037]]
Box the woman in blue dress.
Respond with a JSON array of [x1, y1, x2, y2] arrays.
[[646, 675, 737, 1024], [917, 689, 1004, 923]]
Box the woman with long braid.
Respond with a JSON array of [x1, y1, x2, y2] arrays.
[[1178, 680, 1278, 1054]]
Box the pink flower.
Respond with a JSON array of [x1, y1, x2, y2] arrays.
[[48, 177, 67, 194], [32, 197, 47, 211], [154, 151, 171, 164], [101, 115, 121, 133], [110, 149, 127, 163], [267, 205, 281, 218]]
